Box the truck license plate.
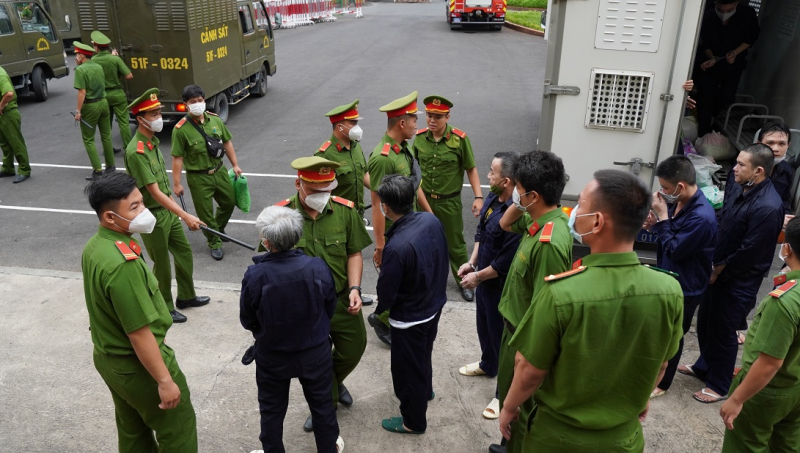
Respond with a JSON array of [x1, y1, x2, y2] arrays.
[[452, 17, 461, 22], [636, 229, 659, 244]]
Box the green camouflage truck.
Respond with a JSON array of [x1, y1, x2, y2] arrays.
[[0, 1, 70, 101], [77, 0, 277, 123]]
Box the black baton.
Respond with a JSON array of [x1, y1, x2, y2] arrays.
[[178, 194, 256, 251], [70, 111, 93, 129]]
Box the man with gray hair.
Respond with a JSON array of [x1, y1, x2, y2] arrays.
[[240, 206, 344, 453]]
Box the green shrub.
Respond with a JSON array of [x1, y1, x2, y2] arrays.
[[506, 0, 547, 8], [505, 11, 543, 30]]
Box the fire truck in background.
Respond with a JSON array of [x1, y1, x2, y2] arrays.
[[446, 0, 505, 31]]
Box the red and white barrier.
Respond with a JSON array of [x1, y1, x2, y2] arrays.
[[262, 0, 361, 28]]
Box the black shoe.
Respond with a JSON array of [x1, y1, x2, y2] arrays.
[[176, 296, 210, 309], [368, 313, 392, 346], [241, 344, 256, 365], [489, 445, 506, 453], [85, 170, 104, 181], [0, 171, 15, 178], [219, 230, 230, 242], [210, 248, 224, 260], [104, 166, 116, 173], [461, 287, 475, 302], [361, 295, 374, 306], [113, 147, 123, 154], [170, 310, 187, 323], [303, 414, 313, 432], [338, 383, 353, 406], [12, 174, 29, 184]]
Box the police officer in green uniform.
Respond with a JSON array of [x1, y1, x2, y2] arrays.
[[413, 95, 483, 301], [366, 91, 431, 345], [0, 64, 31, 183], [499, 170, 683, 453], [272, 156, 372, 432], [91, 31, 133, 153], [74, 41, 115, 181], [82, 172, 198, 452], [720, 216, 800, 452], [124, 88, 210, 323], [489, 150, 572, 453], [171, 84, 241, 261]]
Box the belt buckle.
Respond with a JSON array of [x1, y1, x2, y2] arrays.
[[208, 168, 216, 175], [431, 193, 440, 199]]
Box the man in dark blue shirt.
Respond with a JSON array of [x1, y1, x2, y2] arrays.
[[684, 144, 783, 403], [375, 174, 449, 435], [456, 151, 521, 419], [759, 122, 795, 215], [240, 206, 343, 453], [644, 156, 717, 398]]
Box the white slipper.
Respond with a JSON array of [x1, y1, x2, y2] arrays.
[[482, 397, 500, 419], [336, 436, 344, 453], [250, 451, 263, 453], [459, 361, 486, 376], [650, 388, 666, 399]]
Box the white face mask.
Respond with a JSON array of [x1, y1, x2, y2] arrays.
[[775, 155, 786, 164], [261, 239, 271, 253], [112, 209, 156, 234], [142, 117, 163, 133], [512, 187, 534, 212], [301, 185, 331, 213], [567, 205, 597, 245], [188, 102, 206, 117], [348, 124, 363, 142], [716, 8, 736, 21], [379, 202, 386, 217], [780, 243, 790, 262]]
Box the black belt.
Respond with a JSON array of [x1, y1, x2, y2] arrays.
[[186, 162, 224, 175], [425, 190, 461, 200], [503, 318, 516, 334], [84, 98, 103, 104]]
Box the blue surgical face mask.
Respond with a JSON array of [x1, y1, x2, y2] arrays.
[[568, 204, 597, 244], [379, 203, 386, 217]]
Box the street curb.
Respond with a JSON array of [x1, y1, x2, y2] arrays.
[[504, 21, 544, 37]]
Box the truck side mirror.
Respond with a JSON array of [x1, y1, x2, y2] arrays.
[[64, 14, 71, 31]]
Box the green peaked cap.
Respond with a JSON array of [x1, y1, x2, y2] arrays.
[[91, 30, 111, 45], [379, 91, 419, 116], [73, 41, 95, 54], [325, 99, 363, 121], [127, 87, 163, 113], [422, 95, 454, 111]]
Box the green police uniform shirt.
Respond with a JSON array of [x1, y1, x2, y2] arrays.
[[73, 60, 107, 100], [0, 66, 17, 112], [124, 131, 172, 210], [368, 134, 413, 192], [412, 124, 476, 195], [497, 209, 572, 328], [510, 252, 683, 430], [739, 270, 800, 389], [82, 226, 173, 356], [314, 135, 367, 211], [171, 112, 232, 171], [276, 194, 372, 293], [92, 50, 131, 90]]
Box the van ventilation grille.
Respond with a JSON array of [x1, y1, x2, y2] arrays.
[[155, 2, 187, 31], [77, 2, 109, 31], [585, 69, 654, 132], [187, 0, 237, 29]]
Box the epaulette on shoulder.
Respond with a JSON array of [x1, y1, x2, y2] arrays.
[[318, 140, 332, 153], [539, 221, 554, 243], [643, 264, 680, 279], [332, 196, 354, 208], [545, 266, 586, 282], [207, 111, 219, 117], [175, 117, 186, 129], [274, 199, 291, 207], [774, 274, 788, 287], [136, 141, 145, 154], [416, 128, 428, 135], [115, 240, 139, 261], [381, 143, 391, 156], [770, 280, 797, 298], [451, 127, 466, 138]]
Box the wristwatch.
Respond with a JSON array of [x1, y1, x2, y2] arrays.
[[349, 285, 362, 295]]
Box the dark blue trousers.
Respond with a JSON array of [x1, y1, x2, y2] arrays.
[[256, 342, 339, 453], [658, 294, 704, 390], [476, 284, 504, 378], [693, 279, 760, 396], [391, 310, 442, 432]]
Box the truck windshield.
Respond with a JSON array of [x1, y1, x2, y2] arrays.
[[466, 0, 493, 6]]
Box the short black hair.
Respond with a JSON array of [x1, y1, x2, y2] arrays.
[[741, 143, 775, 171], [493, 151, 519, 182], [181, 84, 205, 102], [656, 155, 697, 185], [84, 172, 138, 216], [716, 0, 738, 4], [512, 150, 567, 205], [387, 114, 414, 130], [592, 169, 652, 241], [377, 174, 414, 215], [758, 121, 791, 144], [786, 217, 800, 253]]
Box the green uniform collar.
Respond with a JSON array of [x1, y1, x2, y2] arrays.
[[329, 134, 352, 152], [581, 252, 641, 268], [781, 269, 800, 282], [382, 133, 409, 151], [423, 123, 452, 142], [97, 225, 135, 243], [530, 208, 566, 232]]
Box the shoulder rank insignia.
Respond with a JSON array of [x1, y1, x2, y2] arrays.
[[770, 280, 797, 298], [207, 111, 219, 117], [136, 141, 145, 154], [318, 141, 332, 152], [572, 258, 582, 270], [539, 221, 554, 242], [392, 143, 401, 154], [128, 240, 142, 257], [274, 199, 291, 207], [115, 240, 139, 261], [381, 143, 391, 156], [545, 266, 586, 282], [332, 196, 354, 208], [451, 127, 467, 138], [643, 264, 679, 278], [175, 117, 187, 129], [416, 128, 428, 135], [528, 221, 540, 237], [774, 274, 788, 287]]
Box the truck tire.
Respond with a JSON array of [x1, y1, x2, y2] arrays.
[[492, 24, 503, 31], [251, 65, 268, 98], [31, 66, 48, 102], [213, 92, 230, 124]]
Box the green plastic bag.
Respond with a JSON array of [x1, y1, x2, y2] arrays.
[[229, 169, 251, 213]]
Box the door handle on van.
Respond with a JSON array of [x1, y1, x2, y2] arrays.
[[613, 158, 654, 176], [28, 46, 35, 52]]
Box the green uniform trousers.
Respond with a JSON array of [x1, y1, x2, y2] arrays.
[[0, 108, 31, 176], [722, 373, 800, 453], [523, 409, 644, 453], [186, 170, 235, 250], [140, 209, 196, 311], [330, 291, 367, 407], [497, 326, 533, 453], [81, 99, 115, 171], [93, 345, 198, 453], [107, 89, 132, 148], [425, 194, 469, 285]]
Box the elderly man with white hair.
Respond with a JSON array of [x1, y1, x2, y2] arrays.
[[240, 206, 344, 453]]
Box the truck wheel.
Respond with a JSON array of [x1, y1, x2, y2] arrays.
[[251, 65, 268, 98], [31, 66, 48, 102], [492, 24, 503, 31], [214, 92, 230, 123]]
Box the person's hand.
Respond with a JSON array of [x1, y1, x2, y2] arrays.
[[720, 398, 743, 430], [74, 111, 82, 122], [784, 214, 795, 230], [461, 272, 479, 290], [174, 183, 185, 197], [710, 264, 725, 284], [651, 192, 668, 221], [232, 165, 243, 178], [182, 214, 204, 231], [701, 58, 717, 71], [472, 198, 484, 217], [643, 210, 657, 231], [348, 290, 362, 315], [638, 400, 651, 422], [457, 263, 473, 279], [686, 96, 697, 110], [726, 51, 737, 65], [499, 405, 520, 441], [157, 379, 181, 409], [373, 247, 383, 269], [682, 80, 694, 92], [111, 48, 119, 56]]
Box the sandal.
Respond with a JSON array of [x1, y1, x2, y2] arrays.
[[459, 361, 486, 376], [677, 364, 698, 378], [693, 388, 727, 404], [381, 416, 424, 434], [650, 388, 666, 399], [483, 397, 500, 419], [336, 436, 344, 453]]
